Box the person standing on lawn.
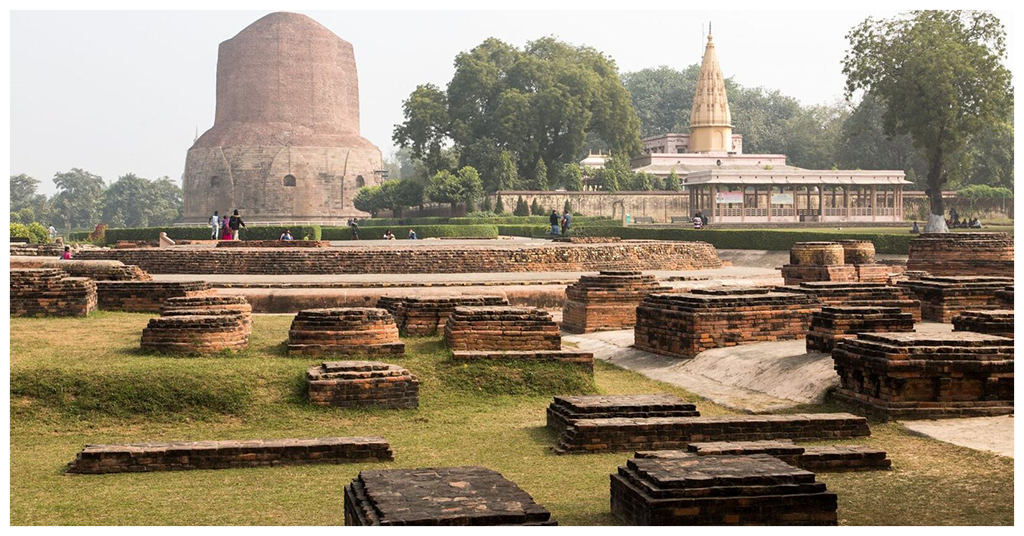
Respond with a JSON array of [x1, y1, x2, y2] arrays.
[[228, 210, 245, 240], [561, 210, 572, 235], [549, 209, 561, 236]]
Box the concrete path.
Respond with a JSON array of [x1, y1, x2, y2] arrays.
[[901, 416, 1014, 458]]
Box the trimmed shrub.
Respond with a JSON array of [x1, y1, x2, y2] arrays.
[[103, 225, 322, 244], [10, 222, 49, 244], [572, 227, 915, 254], [322, 224, 498, 240]]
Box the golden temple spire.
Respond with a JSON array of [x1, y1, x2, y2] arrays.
[[689, 24, 733, 153]]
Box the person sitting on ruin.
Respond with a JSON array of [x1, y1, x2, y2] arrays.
[[383, 229, 396, 240], [561, 210, 572, 235], [228, 210, 246, 240], [408, 229, 418, 240], [911, 221, 920, 234], [59, 246, 72, 260], [692, 213, 704, 229], [280, 229, 293, 241], [549, 210, 561, 236]]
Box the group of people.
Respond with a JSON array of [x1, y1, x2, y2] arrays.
[[945, 209, 983, 229], [209, 210, 247, 240], [691, 211, 708, 229], [381, 229, 418, 240], [548, 209, 573, 236]]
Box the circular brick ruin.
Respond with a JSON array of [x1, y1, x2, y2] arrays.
[[141, 314, 250, 354], [306, 361, 419, 408], [561, 271, 670, 333], [836, 239, 875, 264], [789, 242, 845, 265], [10, 268, 97, 317], [288, 308, 405, 356], [907, 232, 1013, 278], [161, 295, 253, 329]]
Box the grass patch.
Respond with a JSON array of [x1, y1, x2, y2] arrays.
[[8, 313, 1014, 525]]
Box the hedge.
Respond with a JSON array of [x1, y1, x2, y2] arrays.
[[496, 220, 621, 238], [322, 224, 499, 240], [574, 227, 915, 254], [103, 225, 322, 244], [68, 231, 92, 242], [356, 215, 618, 226]]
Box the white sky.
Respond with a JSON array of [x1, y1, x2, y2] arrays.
[[9, 9, 1015, 196]]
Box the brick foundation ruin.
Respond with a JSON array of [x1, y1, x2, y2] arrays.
[[160, 295, 253, 329], [66, 436, 393, 474], [610, 454, 838, 525], [10, 268, 97, 317], [216, 240, 330, 248], [288, 308, 405, 356], [561, 271, 670, 333], [344, 466, 555, 526], [444, 306, 561, 351], [996, 286, 1013, 308], [898, 276, 1014, 322], [634, 288, 818, 359], [450, 350, 595, 371], [832, 332, 1014, 419], [907, 232, 1014, 278], [388, 295, 509, 336], [952, 310, 1014, 338], [781, 241, 894, 285], [806, 306, 915, 353], [9, 257, 152, 281], [636, 440, 891, 472], [306, 361, 419, 408], [546, 395, 699, 436], [95, 280, 214, 312], [779, 281, 922, 322], [554, 413, 870, 454], [141, 314, 250, 354], [75, 240, 722, 275]]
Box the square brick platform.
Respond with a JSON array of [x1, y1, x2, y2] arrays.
[[561, 271, 670, 333], [634, 288, 819, 359], [832, 332, 1014, 419], [306, 361, 419, 409], [898, 276, 1014, 322], [443, 306, 560, 351], [610, 455, 838, 525], [10, 268, 97, 317], [344, 466, 555, 525], [806, 306, 915, 353], [95, 280, 214, 312], [636, 440, 891, 472], [546, 394, 699, 435], [779, 281, 922, 322], [907, 232, 1014, 278], [390, 295, 509, 336], [952, 309, 1014, 338]]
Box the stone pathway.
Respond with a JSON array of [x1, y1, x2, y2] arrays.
[[900, 416, 1014, 458]]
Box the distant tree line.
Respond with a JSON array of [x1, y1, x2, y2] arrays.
[[10, 170, 183, 231]]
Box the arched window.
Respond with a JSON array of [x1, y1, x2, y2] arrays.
[[210, 176, 220, 188], [283, 174, 296, 187], [356, 175, 365, 188]]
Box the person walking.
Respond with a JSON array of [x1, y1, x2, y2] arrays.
[[280, 229, 293, 241], [48, 225, 57, 241], [408, 229, 418, 240], [549, 209, 561, 236], [228, 210, 245, 241], [347, 218, 360, 240], [560, 210, 572, 236], [221, 216, 233, 241], [209, 211, 220, 240], [692, 213, 704, 229]]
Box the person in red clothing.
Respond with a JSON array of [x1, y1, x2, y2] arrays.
[[59, 246, 72, 260]]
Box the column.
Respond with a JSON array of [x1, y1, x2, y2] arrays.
[[871, 185, 877, 222]]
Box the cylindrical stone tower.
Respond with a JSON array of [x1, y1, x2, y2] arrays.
[[183, 12, 382, 223]]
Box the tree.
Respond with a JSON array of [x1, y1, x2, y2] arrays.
[[353, 184, 387, 217], [148, 177, 184, 225], [835, 93, 927, 185], [530, 198, 543, 216], [560, 163, 584, 191], [664, 169, 681, 191], [494, 194, 506, 214], [781, 102, 850, 170], [480, 196, 492, 212], [10, 174, 40, 212], [50, 168, 104, 230], [513, 196, 530, 216], [393, 36, 643, 181], [563, 200, 572, 213], [843, 11, 1013, 232], [102, 173, 149, 227], [426, 166, 483, 213], [490, 150, 519, 193], [632, 172, 655, 191], [530, 159, 549, 191], [958, 184, 1013, 215]]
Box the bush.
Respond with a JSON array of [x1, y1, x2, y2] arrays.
[[572, 227, 915, 254], [103, 225, 322, 244], [322, 224, 499, 240], [10, 222, 49, 244]]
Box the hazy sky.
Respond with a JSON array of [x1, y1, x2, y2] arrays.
[[10, 9, 1015, 195]]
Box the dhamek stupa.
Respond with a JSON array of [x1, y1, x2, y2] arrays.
[[183, 12, 382, 223]]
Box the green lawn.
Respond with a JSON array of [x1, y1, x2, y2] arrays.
[[9, 313, 1014, 525]]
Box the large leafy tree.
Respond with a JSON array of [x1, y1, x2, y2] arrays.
[[394, 37, 642, 190], [425, 166, 483, 212], [101, 174, 183, 227], [50, 168, 105, 230], [10, 174, 51, 224], [835, 94, 927, 185], [843, 10, 1013, 232]]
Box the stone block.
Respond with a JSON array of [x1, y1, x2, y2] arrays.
[[306, 361, 419, 409], [561, 270, 670, 333], [806, 306, 914, 353], [637, 440, 891, 472], [288, 308, 405, 356], [344, 466, 555, 525]]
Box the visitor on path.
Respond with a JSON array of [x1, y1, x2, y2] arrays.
[[692, 213, 704, 229], [221, 217, 233, 241], [561, 210, 572, 235], [911, 221, 920, 234], [347, 218, 360, 240], [383, 229, 396, 240], [209, 211, 220, 239], [228, 210, 245, 240], [549, 210, 561, 236], [59, 246, 72, 260], [280, 229, 293, 241], [408, 229, 417, 240], [48, 225, 57, 240]]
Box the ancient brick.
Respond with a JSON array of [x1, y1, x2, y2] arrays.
[[806, 306, 914, 353], [161, 295, 253, 329], [634, 288, 819, 359], [288, 308, 404, 356], [344, 466, 555, 525], [996, 286, 1013, 309], [952, 309, 1013, 338], [561, 270, 670, 333], [546, 394, 699, 436], [215, 240, 330, 248], [637, 440, 892, 472], [610, 455, 838, 525], [832, 332, 1014, 419], [10, 268, 97, 317], [66, 436, 392, 474], [306, 361, 419, 409], [95, 280, 214, 312], [555, 412, 870, 453], [444, 306, 560, 351], [837, 239, 875, 264], [9, 257, 152, 281], [780, 281, 922, 322], [907, 232, 1013, 278], [898, 276, 1014, 322], [141, 314, 250, 354], [387, 295, 509, 336], [451, 350, 595, 373]]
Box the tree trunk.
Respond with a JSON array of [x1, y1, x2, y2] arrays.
[[923, 150, 949, 234]]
